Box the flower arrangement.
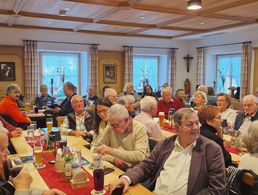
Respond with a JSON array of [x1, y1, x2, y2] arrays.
[[63, 147, 75, 163]]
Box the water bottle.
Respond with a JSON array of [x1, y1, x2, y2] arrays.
[[92, 153, 104, 194], [168, 108, 175, 128]]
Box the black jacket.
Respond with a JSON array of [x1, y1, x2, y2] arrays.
[[200, 124, 232, 167]]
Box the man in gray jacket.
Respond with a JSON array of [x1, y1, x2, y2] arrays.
[[110, 108, 226, 195]]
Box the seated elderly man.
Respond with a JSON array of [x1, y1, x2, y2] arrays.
[[157, 87, 184, 118], [35, 84, 55, 108], [110, 108, 226, 194], [60, 95, 95, 143], [0, 131, 66, 195], [234, 94, 258, 132], [52, 82, 76, 116], [83, 85, 99, 105], [134, 96, 164, 140], [0, 115, 22, 138], [95, 104, 149, 170], [104, 88, 118, 104], [216, 93, 236, 127], [0, 84, 31, 126], [119, 82, 141, 110]]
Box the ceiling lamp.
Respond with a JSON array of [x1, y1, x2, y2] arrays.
[[187, 0, 202, 10]]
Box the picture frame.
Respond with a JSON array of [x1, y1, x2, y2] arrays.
[[0, 62, 16, 81], [104, 64, 116, 83]]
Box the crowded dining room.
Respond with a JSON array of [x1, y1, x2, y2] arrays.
[[1, 0, 258, 194]]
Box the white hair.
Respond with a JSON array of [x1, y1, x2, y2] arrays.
[[6, 84, 20, 95], [107, 104, 129, 121], [161, 87, 172, 96], [104, 88, 117, 97], [193, 91, 208, 105], [197, 85, 207, 93], [243, 95, 257, 104], [123, 82, 133, 92], [118, 95, 135, 106], [140, 96, 157, 112], [71, 95, 83, 104]]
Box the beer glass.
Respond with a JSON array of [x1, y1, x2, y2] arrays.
[[46, 118, 53, 132], [25, 102, 31, 114], [159, 112, 165, 127], [34, 142, 44, 169]]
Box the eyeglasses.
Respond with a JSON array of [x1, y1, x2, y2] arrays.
[[108, 119, 127, 129]]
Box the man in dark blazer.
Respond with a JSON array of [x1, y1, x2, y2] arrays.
[[110, 108, 226, 195], [234, 95, 258, 131]]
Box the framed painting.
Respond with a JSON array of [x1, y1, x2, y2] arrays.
[[0, 62, 16, 81], [104, 64, 116, 83]]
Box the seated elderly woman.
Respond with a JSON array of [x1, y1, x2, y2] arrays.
[[191, 91, 207, 112], [238, 121, 258, 174], [157, 87, 184, 118], [104, 88, 118, 104], [216, 93, 236, 127], [91, 97, 113, 152], [95, 104, 149, 171], [118, 95, 137, 117], [198, 105, 232, 167]]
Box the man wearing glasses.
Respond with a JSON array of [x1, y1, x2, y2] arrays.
[[110, 108, 226, 194], [95, 104, 149, 171]]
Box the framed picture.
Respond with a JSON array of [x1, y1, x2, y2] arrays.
[[104, 64, 116, 83], [0, 62, 16, 81]]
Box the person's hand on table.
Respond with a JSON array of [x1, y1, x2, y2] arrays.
[[110, 177, 129, 194], [11, 168, 32, 191], [96, 145, 113, 155], [52, 107, 61, 113], [11, 128, 22, 137], [42, 189, 66, 195], [113, 158, 129, 171], [71, 130, 87, 137]]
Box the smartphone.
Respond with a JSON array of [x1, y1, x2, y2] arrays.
[[111, 187, 123, 195], [104, 167, 115, 175]]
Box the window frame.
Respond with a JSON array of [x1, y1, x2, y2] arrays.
[[133, 55, 160, 93], [39, 51, 81, 98]]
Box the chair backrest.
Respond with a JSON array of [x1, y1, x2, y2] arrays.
[[231, 101, 243, 111], [56, 116, 65, 127]]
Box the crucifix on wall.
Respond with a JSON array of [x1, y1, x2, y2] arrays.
[[183, 54, 193, 72]]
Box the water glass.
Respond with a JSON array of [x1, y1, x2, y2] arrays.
[[27, 126, 35, 143]]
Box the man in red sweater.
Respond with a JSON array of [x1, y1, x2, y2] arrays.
[[0, 84, 31, 125], [157, 87, 184, 118]]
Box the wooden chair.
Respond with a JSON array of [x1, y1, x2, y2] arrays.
[[56, 116, 65, 127], [231, 101, 243, 111]]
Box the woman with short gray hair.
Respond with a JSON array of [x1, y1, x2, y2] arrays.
[[238, 121, 258, 174], [192, 91, 207, 112]]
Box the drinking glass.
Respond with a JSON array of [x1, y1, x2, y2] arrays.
[[159, 112, 165, 127], [27, 125, 35, 143], [25, 102, 31, 114], [34, 142, 45, 169], [46, 118, 53, 132], [7, 155, 23, 178]]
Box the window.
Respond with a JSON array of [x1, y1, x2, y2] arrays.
[[133, 55, 159, 93], [216, 54, 241, 93], [40, 52, 80, 99]]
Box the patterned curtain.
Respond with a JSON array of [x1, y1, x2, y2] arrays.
[[240, 42, 252, 99], [168, 48, 177, 90], [89, 45, 99, 94], [124, 46, 133, 84], [196, 48, 205, 85], [23, 40, 39, 101]]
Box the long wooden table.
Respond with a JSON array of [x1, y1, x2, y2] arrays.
[[10, 131, 154, 195]]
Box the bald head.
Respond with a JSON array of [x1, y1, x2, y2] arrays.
[[243, 95, 257, 115]]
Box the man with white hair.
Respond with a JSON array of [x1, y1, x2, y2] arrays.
[[118, 95, 137, 117], [157, 87, 184, 118], [95, 104, 149, 170], [83, 85, 99, 105], [234, 95, 258, 132], [134, 96, 164, 140], [197, 85, 207, 93], [104, 88, 118, 104], [0, 131, 65, 194], [60, 95, 95, 142]]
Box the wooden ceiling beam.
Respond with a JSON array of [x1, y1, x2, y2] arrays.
[[156, 15, 194, 27], [126, 28, 151, 35], [0, 22, 172, 39], [200, 0, 258, 15], [160, 26, 205, 32], [202, 13, 256, 23], [63, 0, 120, 7]]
